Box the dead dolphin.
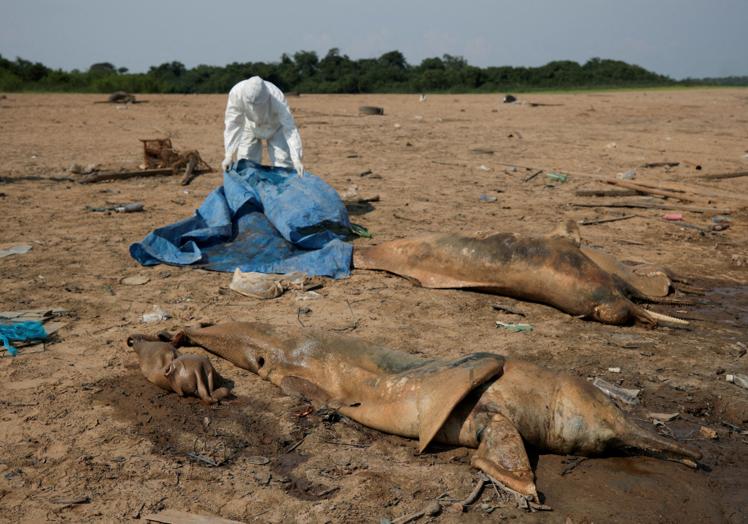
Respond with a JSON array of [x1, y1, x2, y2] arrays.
[[127, 334, 232, 404], [168, 322, 700, 501], [353, 224, 685, 326]]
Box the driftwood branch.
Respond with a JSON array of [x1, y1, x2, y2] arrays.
[[605, 180, 693, 202], [78, 168, 175, 184], [570, 201, 731, 214], [698, 171, 748, 180], [180, 154, 199, 185], [578, 214, 638, 226]]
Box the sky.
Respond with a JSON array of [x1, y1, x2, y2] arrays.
[[1, 0, 746, 79]]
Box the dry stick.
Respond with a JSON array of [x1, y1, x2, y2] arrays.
[[390, 501, 442, 524], [180, 154, 199, 185], [523, 170, 543, 182], [575, 189, 639, 197], [0, 175, 74, 183], [698, 171, 748, 180], [578, 214, 638, 226], [78, 168, 175, 184], [640, 161, 680, 168], [570, 201, 732, 214], [605, 179, 693, 202]]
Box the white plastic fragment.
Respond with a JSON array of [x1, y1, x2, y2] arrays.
[[592, 377, 640, 405], [142, 305, 171, 323]]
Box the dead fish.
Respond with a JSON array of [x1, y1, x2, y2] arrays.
[[168, 322, 701, 501], [353, 222, 685, 326], [127, 334, 232, 404]]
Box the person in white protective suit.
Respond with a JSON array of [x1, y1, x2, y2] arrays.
[[222, 76, 304, 176]]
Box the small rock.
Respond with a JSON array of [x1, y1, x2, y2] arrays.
[[726, 373, 748, 389], [648, 412, 679, 422], [120, 275, 150, 286], [699, 426, 718, 440], [608, 367, 621, 373], [617, 169, 636, 180]]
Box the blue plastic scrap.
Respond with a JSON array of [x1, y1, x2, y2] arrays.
[[129, 160, 353, 278], [0, 321, 48, 357]]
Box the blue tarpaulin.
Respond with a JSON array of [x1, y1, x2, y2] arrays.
[[129, 160, 353, 278]]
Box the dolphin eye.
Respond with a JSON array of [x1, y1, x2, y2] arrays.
[[257, 357, 265, 369]]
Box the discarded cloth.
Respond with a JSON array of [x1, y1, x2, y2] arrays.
[[130, 160, 353, 278], [0, 321, 48, 357]]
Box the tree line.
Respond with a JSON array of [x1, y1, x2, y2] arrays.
[[0, 48, 731, 94]]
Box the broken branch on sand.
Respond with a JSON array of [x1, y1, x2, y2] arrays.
[[570, 201, 732, 214], [605, 180, 693, 202], [698, 171, 748, 180], [78, 168, 176, 184], [578, 214, 638, 226]]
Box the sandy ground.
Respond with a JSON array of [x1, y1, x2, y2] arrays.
[[0, 89, 747, 523]]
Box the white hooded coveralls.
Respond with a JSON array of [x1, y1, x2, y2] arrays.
[[223, 76, 303, 175]]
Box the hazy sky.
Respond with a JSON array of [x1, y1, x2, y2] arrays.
[[2, 0, 746, 79]]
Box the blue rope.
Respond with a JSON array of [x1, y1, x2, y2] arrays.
[[0, 321, 48, 357]]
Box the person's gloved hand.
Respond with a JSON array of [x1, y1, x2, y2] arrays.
[[221, 156, 232, 172], [295, 161, 304, 177]]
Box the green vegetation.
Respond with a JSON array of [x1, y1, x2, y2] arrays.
[[1, 49, 739, 94]]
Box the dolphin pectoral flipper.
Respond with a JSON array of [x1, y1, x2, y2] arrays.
[[471, 413, 537, 501]]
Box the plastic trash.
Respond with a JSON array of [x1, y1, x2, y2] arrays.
[[496, 321, 533, 332], [616, 169, 636, 180], [0, 244, 32, 258], [662, 213, 683, 221], [142, 305, 171, 324], [726, 373, 748, 389], [546, 172, 568, 183], [0, 321, 48, 357], [592, 377, 640, 404], [479, 194, 497, 203]]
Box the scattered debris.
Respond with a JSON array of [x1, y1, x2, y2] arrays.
[[662, 213, 683, 221], [560, 456, 588, 476], [0, 321, 48, 357], [479, 194, 497, 203], [571, 201, 731, 215], [578, 214, 638, 226], [359, 106, 384, 116], [142, 305, 171, 324], [523, 170, 543, 182], [496, 321, 533, 333], [471, 148, 495, 155], [699, 170, 748, 180], [641, 162, 680, 169], [478, 164, 491, 171], [49, 495, 91, 506], [120, 275, 150, 286], [229, 269, 310, 300], [93, 91, 141, 104], [0, 244, 31, 258], [503, 94, 517, 103], [699, 426, 718, 440], [245, 456, 271, 465], [491, 303, 526, 317], [617, 169, 636, 180], [726, 373, 748, 389], [592, 377, 640, 404], [575, 189, 639, 197], [546, 172, 568, 183], [142, 509, 245, 524], [649, 412, 679, 422], [389, 500, 442, 524], [86, 202, 144, 213], [608, 367, 621, 373], [78, 138, 212, 184]]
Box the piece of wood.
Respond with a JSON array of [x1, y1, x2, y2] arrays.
[[610, 179, 748, 205], [578, 214, 638, 226], [575, 189, 640, 197], [523, 170, 542, 182], [143, 509, 245, 524], [78, 168, 174, 184], [180, 154, 199, 185], [698, 171, 748, 180], [605, 179, 693, 202], [570, 201, 732, 214], [640, 162, 679, 168]]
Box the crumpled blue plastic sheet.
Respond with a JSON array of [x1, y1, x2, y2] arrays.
[[0, 321, 48, 357], [129, 160, 353, 279]]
